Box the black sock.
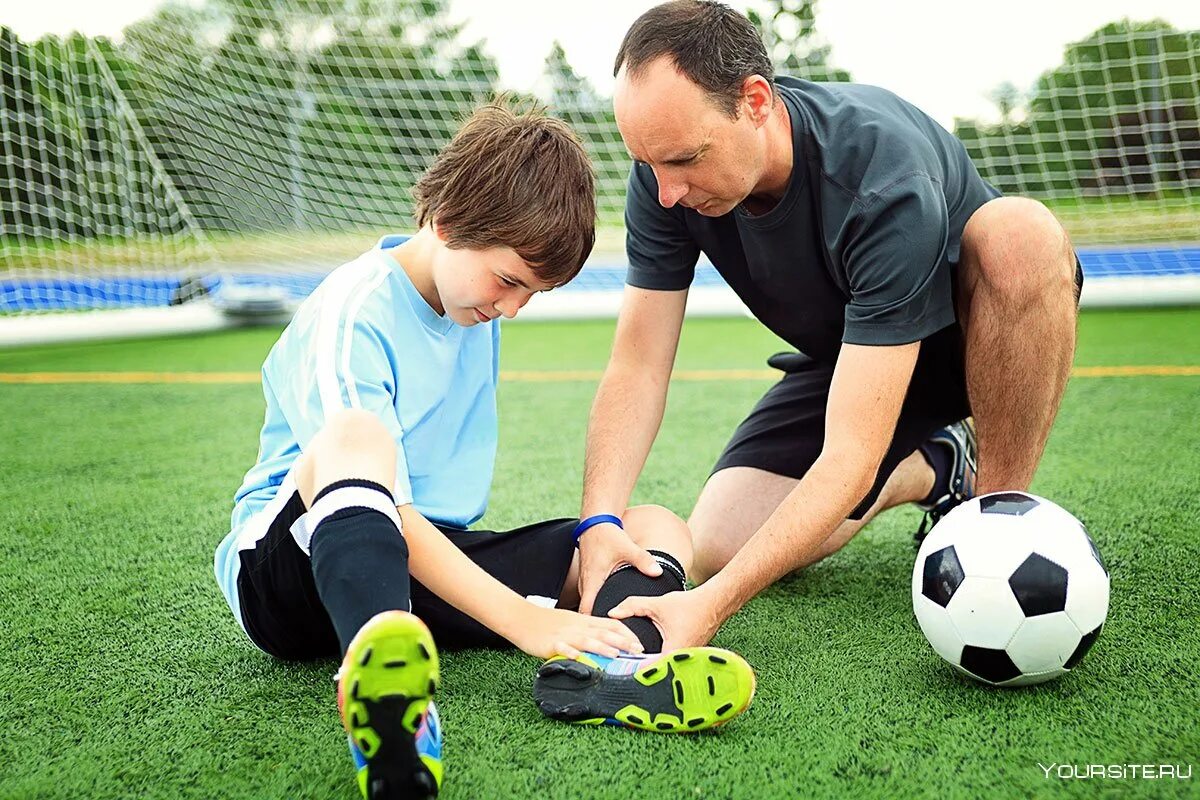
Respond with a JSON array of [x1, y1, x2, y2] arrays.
[[917, 440, 953, 506], [308, 479, 411, 654], [590, 550, 686, 653]]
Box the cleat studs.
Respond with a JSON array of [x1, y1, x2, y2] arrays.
[[715, 703, 733, 716], [656, 722, 675, 731], [672, 653, 692, 662], [688, 718, 705, 728], [351, 679, 361, 699], [708, 654, 727, 665], [428, 679, 437, 696], [642, 667, 659, 679], [674, 681, 684, 705], [418, 642, 431, 660], [626, 714, 644, 725], [564, 661, 593, 680], [383, 660, 407, 669], [359, 647, 373, 667], [707, 676, 715, 696]]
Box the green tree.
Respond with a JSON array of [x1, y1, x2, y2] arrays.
[[543, 40, 599, 111], [747, 0, 851, 82], [957, 19, 1200, 197], [988, 81, 1022, 126]]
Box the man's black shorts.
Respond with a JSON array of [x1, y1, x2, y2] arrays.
[[234, 487, 578, 660], [712, 258, 1084, 519]]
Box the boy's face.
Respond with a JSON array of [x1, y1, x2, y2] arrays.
[[432, 241, 556, 326]]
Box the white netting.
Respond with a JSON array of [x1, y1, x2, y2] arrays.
[[1, 2, 1198, 333]]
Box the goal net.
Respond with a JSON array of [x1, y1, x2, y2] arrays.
[[1, 5, 1197, 345]]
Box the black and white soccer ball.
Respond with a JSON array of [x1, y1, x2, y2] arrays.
[[912, 491, 1109, 687]]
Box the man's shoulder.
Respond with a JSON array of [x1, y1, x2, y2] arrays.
[[776, 76, 918, 121], [779, 77, 950, 200]]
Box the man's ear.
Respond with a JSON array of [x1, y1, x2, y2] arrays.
[[742, 74, 774, 127]]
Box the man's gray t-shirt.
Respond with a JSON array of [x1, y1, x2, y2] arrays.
[[625, 76, 1001, 365]]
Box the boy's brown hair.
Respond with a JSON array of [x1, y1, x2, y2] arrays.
[[413, 100, 596, 286]]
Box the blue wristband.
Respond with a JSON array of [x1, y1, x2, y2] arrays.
[[573, 514, 623, 545]]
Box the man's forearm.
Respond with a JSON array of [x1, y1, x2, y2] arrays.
[[580, 360, 671, 516], [702, 453, 875, 620]]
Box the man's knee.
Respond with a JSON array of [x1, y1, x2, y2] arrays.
[[690, 538, 734, 586], [624, 504, 694, 576], [962, 197, 1075, 302]]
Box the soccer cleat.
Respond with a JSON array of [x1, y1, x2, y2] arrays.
[[914, 418, 978, 546], [337, 611, 442, 799], [533, 647, 756, 733]]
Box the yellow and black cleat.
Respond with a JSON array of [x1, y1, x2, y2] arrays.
[[534, 647, 756, 733], [338, 611, 443, 799]]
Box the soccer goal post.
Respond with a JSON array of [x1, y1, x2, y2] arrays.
[[1, 7, 1197, 347]]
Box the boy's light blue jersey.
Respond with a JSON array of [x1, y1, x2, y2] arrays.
[[229, 238, 500, 535]]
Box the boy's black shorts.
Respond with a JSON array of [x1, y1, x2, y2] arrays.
[[712, 258, 1084, 520], [235, 487, 578, 660]]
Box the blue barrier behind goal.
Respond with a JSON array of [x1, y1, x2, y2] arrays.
[[3, 244, 1200, 313]]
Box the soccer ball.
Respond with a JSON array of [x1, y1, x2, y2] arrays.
[[911, 491, 1109, 687]]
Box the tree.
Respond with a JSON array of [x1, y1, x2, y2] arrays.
[[747, 0, 851, 82], [956, 19, 1200, 196], [988, 81, 1022, 126], [543, 41, 599, 111]]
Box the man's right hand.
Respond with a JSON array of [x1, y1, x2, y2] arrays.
[[576, 522, 663, 615]]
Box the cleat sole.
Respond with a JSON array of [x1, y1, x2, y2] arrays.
[[339, 612, 441, 799], [533, 647, 755, 734]]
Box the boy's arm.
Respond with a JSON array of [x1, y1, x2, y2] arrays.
[[397, 505, 643, 659]]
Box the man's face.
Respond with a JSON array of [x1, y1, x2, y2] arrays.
[[614, 56, 765, 217], [431, 238, 554, 326]]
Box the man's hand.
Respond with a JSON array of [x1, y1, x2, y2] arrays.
[[508, 604, 644, 660], [576, 522, 662, 615], [607, 588, 722, 651]]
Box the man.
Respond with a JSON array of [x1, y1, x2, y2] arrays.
[[574, 0, 1082, 650]]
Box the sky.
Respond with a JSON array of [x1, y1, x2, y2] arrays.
[[4, 1, 1200, 128]]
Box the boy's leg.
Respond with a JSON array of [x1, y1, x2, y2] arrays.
[[535, 506, 756, 733], [295, 409, 441, 800], [585, 504, 691, 653]]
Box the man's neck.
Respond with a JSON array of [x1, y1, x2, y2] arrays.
[[741, 100, 794, 216], [389, 227, 444, 315]]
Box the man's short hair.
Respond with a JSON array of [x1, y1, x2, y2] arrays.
[[413, 100, 596, 285], [613, 0, 773, 117]]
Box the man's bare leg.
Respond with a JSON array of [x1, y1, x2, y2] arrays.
[[957, 197, 1078, 494], [689, 450, 935, 583]]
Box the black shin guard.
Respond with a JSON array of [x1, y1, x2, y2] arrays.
[[590, 550, 686, 653], [308, 479, 411, 654]]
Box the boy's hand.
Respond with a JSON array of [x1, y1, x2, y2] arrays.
[[511, 605, 644, 660], [576, 522, 662, 615]]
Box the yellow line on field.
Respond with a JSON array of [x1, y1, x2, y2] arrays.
[[1, 365, 1199, 384], [1071, 365, 1200, 377], [0, 370, 261, 384]]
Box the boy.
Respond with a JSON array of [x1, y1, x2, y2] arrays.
[[213, 103, 756, 800]]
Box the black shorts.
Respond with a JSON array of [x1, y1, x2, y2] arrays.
[[712, 258, 1085, 519], [234, 486, 578, 660]]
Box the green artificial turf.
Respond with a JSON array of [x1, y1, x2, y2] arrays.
[[1, 309, 1198, 799]]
